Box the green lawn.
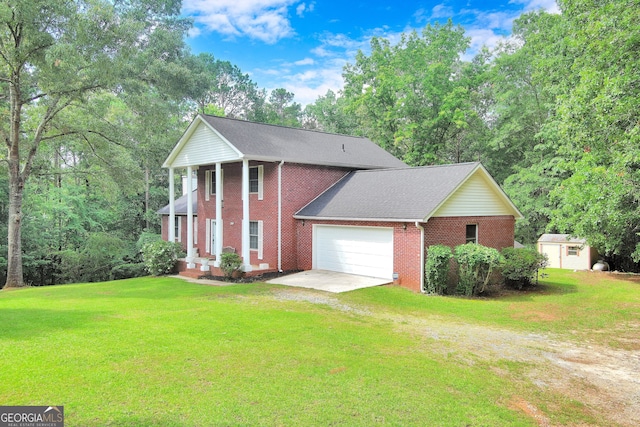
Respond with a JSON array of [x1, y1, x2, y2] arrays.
[[1, 270, 637, 426]]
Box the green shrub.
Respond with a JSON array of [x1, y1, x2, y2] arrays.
[[501, 247, 548, 289], [424, 245, 453, 295], [220, 252, 244, 280], [142, 240, 184, 276], [111, 263, 148, 280], [137, 231, 162, 253], [454, 244, 502, 296]]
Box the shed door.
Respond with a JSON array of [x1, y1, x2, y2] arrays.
[[313, 225, 393, 279]]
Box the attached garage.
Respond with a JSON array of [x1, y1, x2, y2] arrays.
[[313, 225, 394, 279]]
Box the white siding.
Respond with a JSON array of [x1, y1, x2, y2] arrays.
[[539, 242, 594, 270], [313, 225, 393, 279], [433, 172, 513, 217], [171, 122, 239, 168]]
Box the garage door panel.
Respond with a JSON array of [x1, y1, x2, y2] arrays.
[[314, 225, 393, 279]]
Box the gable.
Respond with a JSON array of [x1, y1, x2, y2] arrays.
[[164, 119, 241, 168], [164, 114, 407, 170], [431, 170, 520, 218]]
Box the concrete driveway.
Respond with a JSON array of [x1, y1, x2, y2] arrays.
[[266, 270, 391, 293]]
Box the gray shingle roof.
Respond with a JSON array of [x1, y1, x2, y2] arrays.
[[295, 162, 481, 221], [537, 234, 586, 244], [200, 115, 407, 169], [157, 190, 197, 215]]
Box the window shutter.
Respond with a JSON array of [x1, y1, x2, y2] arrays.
[[194, 218, 198, 245], [205, 170, 211, 202], [258, 220, 264, 260], [258, 165, 264, 200], [220, 169, 224, 200], [205, 219, 211, 254]]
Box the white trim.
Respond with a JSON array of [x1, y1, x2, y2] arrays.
[[168, 168, 175, 242], [249, 220, 264, 260], [205, 170, 210, 202], [174, 216, 182, 243], [206, 219, 211, 254], [294, 215, 422, 222], [207, 168, 224, 199], [241, 160, 252, 272], [427, 164, 523, 221], [415, 222, 425, 292], [277, 161, 284, 271], [215, 162, 223, 267], [210, 219, 217, 256], [257, 164, 264, 200], [162, 115, 243, 168], [186, 166, 195, 268], [465, 223, 478, 244]]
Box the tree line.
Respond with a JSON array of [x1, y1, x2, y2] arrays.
[[1, 0, 637, 288]]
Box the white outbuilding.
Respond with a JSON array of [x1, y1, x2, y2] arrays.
[[537, 234, 599, 270]]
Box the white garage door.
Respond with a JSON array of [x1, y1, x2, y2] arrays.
[[314, 225, 394, 279]]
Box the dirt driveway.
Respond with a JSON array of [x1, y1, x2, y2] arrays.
[[273, 288, 640, 427]]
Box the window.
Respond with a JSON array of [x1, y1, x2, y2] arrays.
[[567, 246, 579, 256], [174, 217, 181, 243], [249, 165, 263, 199], [249, 167, 259, 193], [465, 224, 477, 244], [205, 169, 223, 201], [249, 220, 263, 259], [249, 221, 259, 250], [210, 172, 216, 195]]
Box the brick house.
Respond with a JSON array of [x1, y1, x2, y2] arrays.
[[159, 114, 522, 292]]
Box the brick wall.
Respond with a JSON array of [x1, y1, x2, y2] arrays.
[[281, 164, 350, 270], [160, 215, 191, 252], [195, 161, 349, 269], [424, 216, 515, 250]]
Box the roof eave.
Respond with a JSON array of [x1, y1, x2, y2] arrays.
[[293, 215, 423, 222]]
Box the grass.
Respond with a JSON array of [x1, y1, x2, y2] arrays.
[[0, 269, 638, 426]]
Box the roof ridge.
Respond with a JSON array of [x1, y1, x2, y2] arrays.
[[201, 113, 369, 139], [351, 162, 480, 174]]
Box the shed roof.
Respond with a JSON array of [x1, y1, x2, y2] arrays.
[[295, 162, 522, 221], [537, 234, 587, 244], [163, 115, 407, 170]]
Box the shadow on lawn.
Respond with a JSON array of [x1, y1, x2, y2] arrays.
[[492, 281, 578, 302], [0, 308, 103, 340]]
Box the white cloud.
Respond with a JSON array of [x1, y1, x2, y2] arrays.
[[183, 0, 300, 44], [296, 2, 315, 17], [294, 57, 315, 66], [510, 0, 561, 14], [430, 4, 455, 19]]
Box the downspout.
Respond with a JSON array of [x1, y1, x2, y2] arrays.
[[277, 161, 285, 272], [415, 221, 426, 293]]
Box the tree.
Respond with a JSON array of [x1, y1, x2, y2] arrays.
[[342, 21, 477, 165], [548, 0, 640, 269], [188, 53, 263, 119], [264, 88, 302, 127], [303, 89, 360, 134], [0, 0, 186, 288]]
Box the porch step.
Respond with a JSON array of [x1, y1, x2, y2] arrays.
[[176, 259, 278, 280]]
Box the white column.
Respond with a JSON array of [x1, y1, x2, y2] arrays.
[[186, 166, 195, 268], [168, 168, 175, 243], [241, 159, 252, 272], [214, 162, 223, 267]]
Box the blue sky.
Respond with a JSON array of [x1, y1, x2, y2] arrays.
[[182, 0, 559, 106]]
